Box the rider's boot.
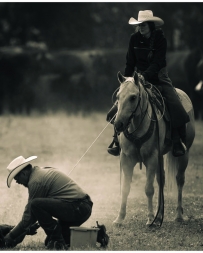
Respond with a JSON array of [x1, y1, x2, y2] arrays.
[[107, 134, 120, 156], [178, 124, 187, 144], [172, 126, 187, 157]]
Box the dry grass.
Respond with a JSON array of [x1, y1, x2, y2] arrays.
[[0, 113, 203, 250]]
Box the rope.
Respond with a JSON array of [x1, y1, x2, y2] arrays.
[[67, 114, 116, 176], [144, 84, 165, 121]]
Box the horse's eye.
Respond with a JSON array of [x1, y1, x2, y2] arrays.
[[130, 95, 136, 102]]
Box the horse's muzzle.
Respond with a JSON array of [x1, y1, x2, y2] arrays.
[[114, 120, 125, 133]]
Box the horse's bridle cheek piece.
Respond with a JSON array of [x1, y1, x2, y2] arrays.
[[122, 81, 156, 165]]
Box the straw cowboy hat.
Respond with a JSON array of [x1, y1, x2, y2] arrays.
[[7, 155, 37, 188], [128, 10, 164, 26]]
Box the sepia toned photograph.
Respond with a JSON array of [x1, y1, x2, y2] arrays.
[[0, 1, 202, 251]]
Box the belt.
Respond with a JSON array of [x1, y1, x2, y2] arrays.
[[81, 194, 93, 207], [61, 194, 93, 206]]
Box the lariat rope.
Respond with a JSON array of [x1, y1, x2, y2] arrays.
[[67, 114, 116, 176]]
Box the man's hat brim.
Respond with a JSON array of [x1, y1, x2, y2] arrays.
[[7, 156, 37, 188]]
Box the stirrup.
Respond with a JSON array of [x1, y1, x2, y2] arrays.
[[107, 146, 120, 156], [108, 147, 120, 156], [107, 140, 120, 156], [172, 139, 187, 157]]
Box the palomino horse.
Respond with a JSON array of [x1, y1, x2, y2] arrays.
[[113, 71, 195, 226]]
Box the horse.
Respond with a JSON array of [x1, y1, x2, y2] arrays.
[[113, 71, 195, 226]]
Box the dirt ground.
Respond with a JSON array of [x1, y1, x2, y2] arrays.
[[0, 113, 202, 250]]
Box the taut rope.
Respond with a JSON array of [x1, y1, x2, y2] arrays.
[[67, 114, 116, 176]]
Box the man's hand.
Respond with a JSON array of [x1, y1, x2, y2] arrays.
[[26, 222, 40, 235]]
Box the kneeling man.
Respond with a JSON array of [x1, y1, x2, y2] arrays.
[[4, 155, 93, 250]]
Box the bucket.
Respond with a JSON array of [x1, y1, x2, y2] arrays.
[[70, 226, 99, 249]]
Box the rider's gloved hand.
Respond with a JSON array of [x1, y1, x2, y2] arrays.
[[138, 74, 145, 85]]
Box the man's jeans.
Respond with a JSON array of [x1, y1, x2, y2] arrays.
[[30, 196, 93, 244]]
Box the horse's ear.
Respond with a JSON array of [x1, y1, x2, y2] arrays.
[[133, 71, 139, 84], [117, 71, 126, 84]]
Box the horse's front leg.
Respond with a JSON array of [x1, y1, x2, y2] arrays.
[[113, 152, 136, 225], [145, 163, 156, 225]]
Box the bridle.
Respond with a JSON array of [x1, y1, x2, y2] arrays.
[[117, 79, 150, 134]]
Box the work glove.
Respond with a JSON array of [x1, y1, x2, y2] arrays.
[[106, 103, 118, 123]]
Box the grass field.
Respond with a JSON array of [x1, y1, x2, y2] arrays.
[[0, 112, 202, 250]]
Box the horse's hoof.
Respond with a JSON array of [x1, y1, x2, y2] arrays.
[[146, 217, 155, 226], [113, 218, 123, 226], [175, 217, 184, 222], [147, 223, 157, 228], [113, 222, 122, 227]]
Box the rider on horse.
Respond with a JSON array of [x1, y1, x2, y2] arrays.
[[107, 10, 190, 157]]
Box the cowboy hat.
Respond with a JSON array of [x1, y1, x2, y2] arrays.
[[7, 155, 37, 188], [129, 10, 164, 26]]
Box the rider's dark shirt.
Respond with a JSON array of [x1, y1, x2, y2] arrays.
[[124, 29, 167, 85]]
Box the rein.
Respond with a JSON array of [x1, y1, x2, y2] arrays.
[[149, 98, 164, 227], [123, 82, 155, 169]]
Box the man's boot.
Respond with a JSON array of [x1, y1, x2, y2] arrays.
[[172, 127, 187, 157], [107, 133, 120, 156], [172, 139, 187, 157], [45, 223, 68, 250]]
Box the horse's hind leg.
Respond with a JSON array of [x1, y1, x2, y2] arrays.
[[113, 153, 135, 225], [175, 153, 188, 222], [155, 156, 165, 225]]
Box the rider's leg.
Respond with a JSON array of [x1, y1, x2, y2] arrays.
[[158, 68, 189, 157], [107, 128, 120, 156], [106, 104, 120, 156]]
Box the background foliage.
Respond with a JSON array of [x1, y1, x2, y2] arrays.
[[1, 2, 203, 50], [0, 2, 203, 116]]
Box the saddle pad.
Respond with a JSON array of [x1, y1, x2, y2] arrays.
[[176, 88, 193, 113]]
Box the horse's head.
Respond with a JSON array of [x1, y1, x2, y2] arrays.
[[114, 71, 142, 133]]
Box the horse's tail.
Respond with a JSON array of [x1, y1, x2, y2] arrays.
[[165, 110, 195, 194], [165, 89, 195, 194], [164, 152, 178, 194]]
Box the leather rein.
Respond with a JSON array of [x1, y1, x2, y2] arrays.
[[123, 82, 156, 168]]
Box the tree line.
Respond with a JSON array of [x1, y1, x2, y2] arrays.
[[0, 2, 203, 51]]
